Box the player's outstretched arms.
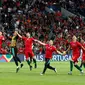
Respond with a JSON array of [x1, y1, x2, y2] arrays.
[[65, 45, 70, 53], [16, 32, 22, 38], [35, 40, 46, 46], [81, 45, 85, 51], [56, 50, 67, 56], [62, 51, 67, 55], [56, 50, 63, 55]]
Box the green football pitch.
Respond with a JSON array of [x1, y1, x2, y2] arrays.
[[0, 61, 85, 85]]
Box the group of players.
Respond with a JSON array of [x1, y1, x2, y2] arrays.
[[0, 31, 85, 75]]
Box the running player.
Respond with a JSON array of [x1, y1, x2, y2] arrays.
[[65, 35, 85, 75], [0, 31, 5, 52], [10, 31, 23, 73], [80, 38, 85, 68], [17, 32, 37, 70], [36, 40, 64, 75]]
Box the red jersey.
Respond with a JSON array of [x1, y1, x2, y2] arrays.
[[0, 36, 5, 48], [22, 37, 34, 52], [81, 43, 85, 60], [70, 41, 82, 60], [45, 44, 56, 59]]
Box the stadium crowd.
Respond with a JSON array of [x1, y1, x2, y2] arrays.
[[0, 0, 85, 54], [59, 0, 85, 16]]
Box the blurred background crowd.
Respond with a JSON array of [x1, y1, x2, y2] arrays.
[[0, 0, 85, 54]]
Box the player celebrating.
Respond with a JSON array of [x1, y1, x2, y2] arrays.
[[17, 32, 37, 70], [0, 31, 5, 52], [10, 31, 23, 73], [65, 35, 85, 75], [36, 40, 64, 75], [80, 38, 85, 68]]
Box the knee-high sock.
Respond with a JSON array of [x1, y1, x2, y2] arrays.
[[47, 64, 55, 70], [16, 57, 21, 63], [80, 62, 83, 68], [42, 63, 48, 74], [13, 57, 18, 66], [26, 60, 30, 66], [33, 58, 37, 68], [83, 63, 85, 68], [33, 58, 36, 64], [70, 61, 73, 72], [74, 65, 82, 71]]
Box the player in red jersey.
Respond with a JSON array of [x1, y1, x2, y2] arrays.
[[65, 35, 85, 75], [80, 39, 85, 68], [0, 31, 5, 52], [36, 40, 64, 75], [17, 32, 37, 70]]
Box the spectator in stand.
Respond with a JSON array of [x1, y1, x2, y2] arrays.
[[0, 31, 5, 53]]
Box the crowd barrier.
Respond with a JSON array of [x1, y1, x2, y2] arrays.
[[0, 54, 81, 62]]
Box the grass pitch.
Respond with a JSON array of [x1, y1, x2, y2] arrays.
[[0, 61, 85, 85]]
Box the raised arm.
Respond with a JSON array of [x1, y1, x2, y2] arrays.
[[77, 42, 85, 51], [36, 40, 46, 46], [17, 32, 22, 38], [65, 45, 70, 53], [2, 36, 5, 41], [81, 45, 85, 51], [56, 45, 71, 55], [56, 50, 63, 55]]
